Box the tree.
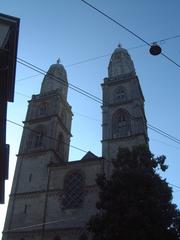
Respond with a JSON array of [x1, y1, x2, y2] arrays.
[[88, 145, 180, 240]]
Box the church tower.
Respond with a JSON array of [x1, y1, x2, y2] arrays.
[[3, 45, 149, 240], [102, 45, 148, 161], [3, 61, 73, 239]]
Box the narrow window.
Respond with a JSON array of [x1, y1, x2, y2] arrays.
[[39, 103, 47, 115], [112, 109, 131, 137], [34, 132, 43, 148], [24, 204, 27, 214], [57, 133, 65, 159], [118, 115, 126, 128], [29, 174, 32, 182], [27, 126, 45, 150], [61, 110, 66, 125]]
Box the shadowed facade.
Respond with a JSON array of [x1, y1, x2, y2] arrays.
[[2, 45, 148, 240]]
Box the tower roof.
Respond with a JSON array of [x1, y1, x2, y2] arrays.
[[113, 43, 128, 54], [108, 44, 136, 78], [40, 59, 68, 97], [48, 59, 67, 80]]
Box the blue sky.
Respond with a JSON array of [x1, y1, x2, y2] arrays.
[[0, 0, 180, 237]]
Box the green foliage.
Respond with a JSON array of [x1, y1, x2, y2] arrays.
[[88, 145, 180, 240]]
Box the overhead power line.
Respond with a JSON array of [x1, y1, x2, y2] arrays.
[[63, 34, 180, 68], [7, 100, 180, 151], [7, 119, 87, 154], [16, 57, 180, 146], [169, 183, 180, 190], [3, 181, 180, 233], [15, 91, 30, 98], [150, 138, 180, 151], [148, 124, 180, 145], [80, 0, 150, 46], [13, 91, 180, 149], [17, 58, 102, 104], [80, 0, 180, 69], [17, 74, 41, 82], [158, 34, 180, 43], [16, 33, 180, 83], [4, 216, 81, 232]]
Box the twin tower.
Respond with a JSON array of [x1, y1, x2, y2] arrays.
[[3, 45, 148, 240]]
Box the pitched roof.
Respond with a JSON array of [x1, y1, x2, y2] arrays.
[[81, 151, 98, 161]]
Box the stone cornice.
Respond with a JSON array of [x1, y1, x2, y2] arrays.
[[30, 90, 72, 110], [101, 133, 148, 143], [48, 157, 103, 169], [17, 148, 63, 161], [23, 114, 72, 136], [101, 99, 134, 108], [101, 97, 144, 110], [3, 226, 83, 235], [102, 74, 136, 87], [10, 185, 98, 199]]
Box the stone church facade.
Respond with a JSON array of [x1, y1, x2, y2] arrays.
[[2, 45, 148, 240]]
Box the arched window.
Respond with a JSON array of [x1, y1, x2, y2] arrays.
[[27, 126, 46, 149], [56, 133, 65, 159], [39, 103, 47, 116], [112, 109, 131, 138], [61, 110, 66, 125], [24, 204, 27, 214], [29, 173, 32, 182], [34, 132, 43, 147], [62, 171, 84, 209], [133, 104, 141, 118], [113, 86, 127, 103]]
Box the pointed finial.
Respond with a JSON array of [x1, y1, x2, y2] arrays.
[[57, 58, 60, 64], [118, 43, 122, 48]]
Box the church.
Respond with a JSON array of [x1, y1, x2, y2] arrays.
[[2, 45, 148, 240]]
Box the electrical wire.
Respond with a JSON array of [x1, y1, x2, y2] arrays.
[[80, 0, 180, 69], [148, 125, 180, 145], [3, 217, 81, 232], [3, 4, 180, 233], [16, 57, 180, 146], [16, 34, 180, 83], [14, 38, 180, 87], [6, 103, 180, 233], [73, 111, 100, 122], [150, 138, 180, 150], [80, 0, 150, 46], [17, 58, 102, 104], [7, 119, 87, 154], [16, 32, 180, 82], [169, 183, 180, 190], [157, 34, 180, 43], [12, 91, 180, 151], [7, 103, 180, 150], [17, 74, 41, 82], [61, 37, 179, 68], [3, 182, 180, 233], [15, 91, 30, 98]]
